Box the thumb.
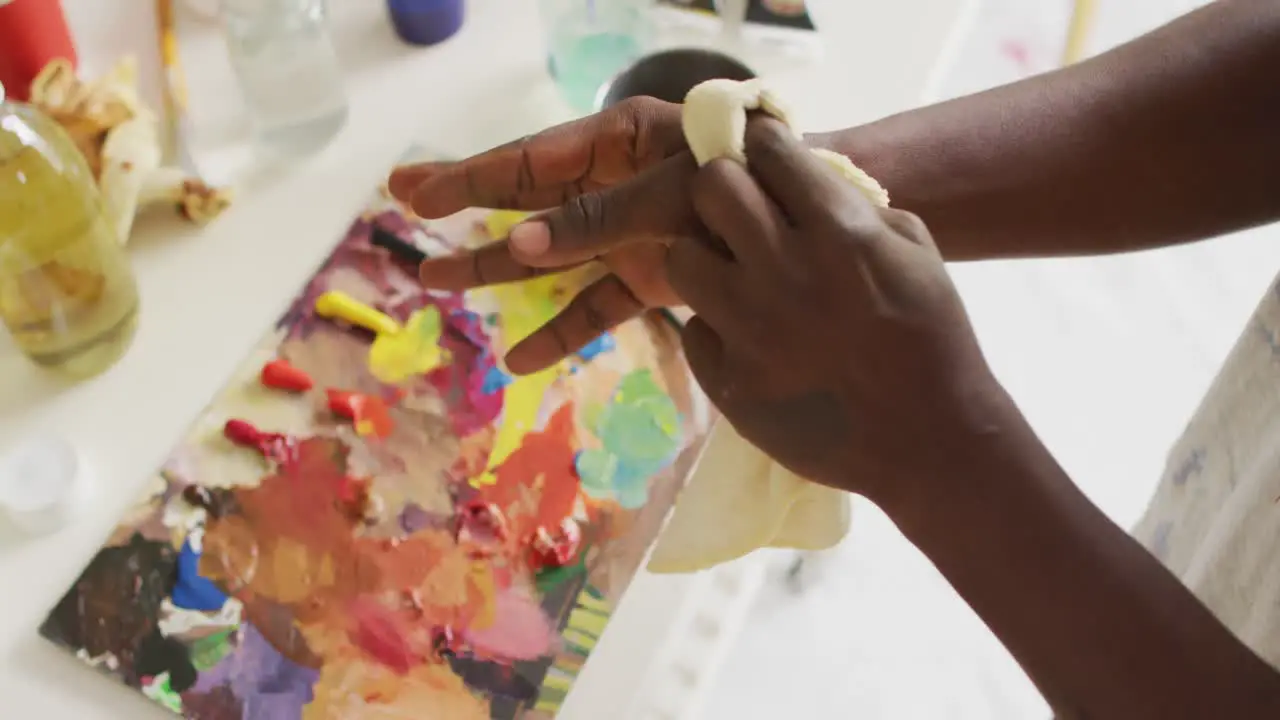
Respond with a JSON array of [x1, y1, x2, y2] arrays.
[[508, 153, 698, 268]]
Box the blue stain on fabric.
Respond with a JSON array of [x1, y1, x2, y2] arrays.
[[576, 334, 616, 363], [1150, 520, 1174, 561], [481, 365, 512, 395], [171, 538, 229, 612], [1254, 322, 1280, 357], [1170, 448, 1205, 487]]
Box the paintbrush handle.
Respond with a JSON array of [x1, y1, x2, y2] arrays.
[[156, 0, 188, 109], [1062, 0, 1097, 66], [157, 0, 200, 172]]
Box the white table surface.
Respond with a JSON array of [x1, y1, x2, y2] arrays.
[[0, 1, 969, 717]]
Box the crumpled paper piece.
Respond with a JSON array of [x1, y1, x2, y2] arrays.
[[29, 57, 232, 245]]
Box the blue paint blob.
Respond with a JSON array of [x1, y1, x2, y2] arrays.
[[575, 449, 618, 502], [481, 365, 512, 395], [171, 539, 229, 612], [576, 333, 616, 363], [1150, 520, 1174, 561]]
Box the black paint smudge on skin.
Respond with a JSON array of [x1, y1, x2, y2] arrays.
[[40, 533, 196, 691]]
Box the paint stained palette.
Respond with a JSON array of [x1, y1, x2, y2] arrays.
[[38, 148, 704, 719]]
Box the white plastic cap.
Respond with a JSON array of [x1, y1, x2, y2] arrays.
[[0, 434, 91, 533]]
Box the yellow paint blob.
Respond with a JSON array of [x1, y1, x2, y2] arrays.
[[483, 210, 533, 241], [367, 306, 449, 384], [470, 272, 563, 488], [315, 291, 401, 336], [468, 562, 498, 630]]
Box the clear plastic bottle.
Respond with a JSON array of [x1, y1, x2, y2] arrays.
[[221, 0, 349, 158], [539, 0, 652, 113], [0, 82, 140, 378]]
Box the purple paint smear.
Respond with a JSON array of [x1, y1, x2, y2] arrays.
[[424, 305, 503, 437], [193, 623, 319, 719], [399, 502, 449, 534]]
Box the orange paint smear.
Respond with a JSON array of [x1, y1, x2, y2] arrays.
[[200, 436, 500, 678], [327, 389, 396, 439], [477, 404, 582, 542]]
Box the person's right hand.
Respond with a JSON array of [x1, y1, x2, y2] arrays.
[[388, 97, 701, 375]]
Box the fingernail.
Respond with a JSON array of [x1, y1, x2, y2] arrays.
[[509, 222, 551, 256]]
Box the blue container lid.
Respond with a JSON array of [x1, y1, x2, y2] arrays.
[[387, 0, 466, 47]]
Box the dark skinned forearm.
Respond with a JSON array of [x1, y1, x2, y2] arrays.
[[880, 395, 1280, 718], [815, 0, 1280, 261]]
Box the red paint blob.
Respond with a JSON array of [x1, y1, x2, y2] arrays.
[[223, 419, 299, 465], [479, 405, 581, 541], [327, 389, 395, 439], [529, 517, 582, 570], [348, 598, 420, 675], [455, 501, 508, 558], [261, 359, 314, 392]]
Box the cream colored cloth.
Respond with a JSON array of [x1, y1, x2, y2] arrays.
[[647, 79, 890, 574], [1133, 270, 1280, 670]]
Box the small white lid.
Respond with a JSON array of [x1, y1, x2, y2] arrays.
[[0, 434, 91, 533]]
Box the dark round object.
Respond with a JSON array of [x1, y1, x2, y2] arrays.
[[597, 47, 757, 110], [387, 0, 466, 47]]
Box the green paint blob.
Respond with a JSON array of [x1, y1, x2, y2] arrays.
[[534, 551, 588, 596], [143, 672, 183, 713], [597, 370, 680, 459], [575, 370, 681, 509]]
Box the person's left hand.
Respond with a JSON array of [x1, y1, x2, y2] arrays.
[[671, 118, 1014, 504]]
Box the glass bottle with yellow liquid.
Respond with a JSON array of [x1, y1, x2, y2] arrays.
[[0, 81, 139, 378]]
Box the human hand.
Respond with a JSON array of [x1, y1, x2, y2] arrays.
[[388, 97, 696, 373], [670, 118, 1012, 502]]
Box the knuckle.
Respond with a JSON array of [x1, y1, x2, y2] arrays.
[[619, 95, 681, 133], [581, 297, 610, 334], [617, 94, 665, 119], [663, 240, 690, 286], [743, 115, 793, 156], [882, 208, 930, 238], [614, 96, 679, 160], [664, 241, 707, 299], [563, 192, 608, 240], [829, 206, 885, 243], [690, 161, 730, 213]]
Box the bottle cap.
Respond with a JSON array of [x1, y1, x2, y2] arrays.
[[0, 433, 91, 533]]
